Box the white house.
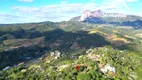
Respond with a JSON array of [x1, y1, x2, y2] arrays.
[[86, 49, 93, 54], [3, 66, 10, 70], [50, 52, 55, 56], [50, 50, 61, 59], [55, 50, 61, 57], [100, 64, 115, 73]]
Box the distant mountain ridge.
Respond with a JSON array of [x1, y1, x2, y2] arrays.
[[70, 10, 142, 29]]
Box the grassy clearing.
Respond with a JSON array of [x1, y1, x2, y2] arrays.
[[107, 35, 129, 43], [88, 29, 107, 35], [3, 37, 45, 46]]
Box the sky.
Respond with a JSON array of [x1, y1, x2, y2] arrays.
[[0, 0, 142, 24]]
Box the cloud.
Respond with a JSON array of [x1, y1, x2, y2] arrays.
[[12, 6, 39, 14], [0, 0, 140, 24], [11, 2, 99, 23], [101, 0, 130, 10], [61, 0, 68, 4], [98, 0, 139, 15], [0, 14, 28, 24], [126, 0, 138, 2], [18, 0, 33, 2]]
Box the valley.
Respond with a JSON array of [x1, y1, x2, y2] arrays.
[[0, 20, 142, 80]]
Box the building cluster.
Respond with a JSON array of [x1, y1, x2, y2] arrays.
[[50, 50, 61, 59], [100, 64, 116, 73], [86, 48, 116, 77]]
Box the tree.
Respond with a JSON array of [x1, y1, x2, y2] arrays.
[[77, 73, 91, 80]]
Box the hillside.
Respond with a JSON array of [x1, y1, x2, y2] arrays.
[[0, 21, 142, 80]]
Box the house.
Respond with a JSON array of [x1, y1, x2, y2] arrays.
[[50, 52, 55, 56], [86, 49, 93, 54], [55, 50, 61, 57], [100, 64, 115, 73], [3, 66, 11, 70], [50, 50, 61, 59], [18, 62, 24, 66], [87, 53, 102, 61]]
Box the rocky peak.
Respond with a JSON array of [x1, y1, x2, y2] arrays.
[[79, 10, 104, 21], [79, 10, 91, 21], [91, 10, 104, 17]]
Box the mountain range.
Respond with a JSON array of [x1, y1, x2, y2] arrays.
[[70, 10, 142, 29]]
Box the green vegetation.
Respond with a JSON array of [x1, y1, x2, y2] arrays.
[[1, 47, 141, 80], [0, 21, 142, 80]]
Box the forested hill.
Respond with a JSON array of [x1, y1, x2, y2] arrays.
[[0, 21, 94, 32], [0, 20, 142, 80]]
